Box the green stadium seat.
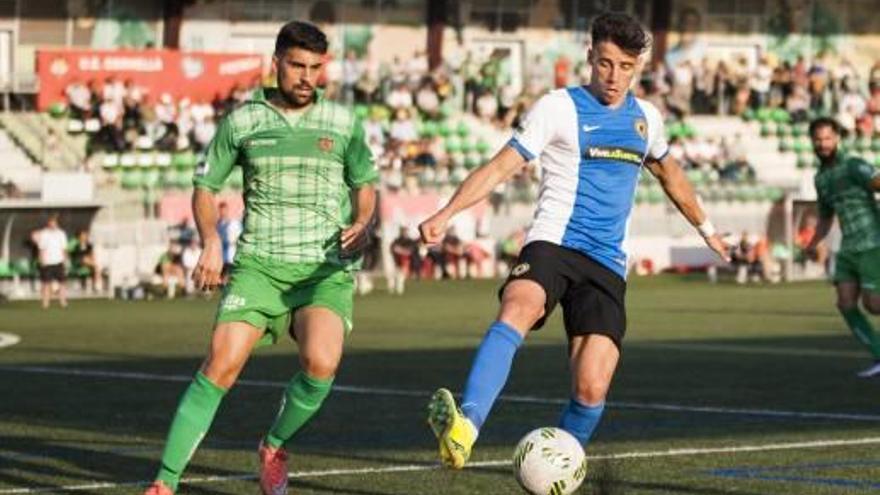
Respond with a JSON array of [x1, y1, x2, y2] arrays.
[[120, 169, 143, 189], [354, 105, 369, 119], [778, 139, 792, 152], [464, 153, 480, 170], [0, 260, 12, 278], [771, 108, 791, 123], [13, 258, 34, 277], [420, 121, 438, 137], [459, 138, 474, 154], [741, 108, 755, 122], [793, 139, 810, 153], [475, 138, 490, 154], [438, 121, 452, 137], [766, 187, 785, 202], [142, 170, 161, 189], [456, 122, 470, 138], [856, 137, 871, 152], [775, 122, 790, 138], [760, 123, 773, 137], [444, 136, 461, 153], [756, 107, 772, 123]]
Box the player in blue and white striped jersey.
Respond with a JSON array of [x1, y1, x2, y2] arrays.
[[420, 12, 730, 469]]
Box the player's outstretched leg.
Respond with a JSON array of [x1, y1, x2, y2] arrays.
[[258, 371, 334, 495], [427, 388, 477, 469]]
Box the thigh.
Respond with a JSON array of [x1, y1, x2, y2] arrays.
[[216, 257, 289, 345], [292, 306, 345, 378], [286, 269, 355, 335], [568, 333, 620, 401], [560, 261, 627, 348], [833, 251, 859, 285], [497, 241, 571, 330], [201, 320, 264, 387], [857, 248, 880, 294]]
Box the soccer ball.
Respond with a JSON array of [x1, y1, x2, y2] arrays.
[[512, 427, 587, 495]]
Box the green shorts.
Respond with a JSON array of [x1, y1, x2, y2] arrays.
[[215, 254, 355, 347], [833, 247, 880, 293]]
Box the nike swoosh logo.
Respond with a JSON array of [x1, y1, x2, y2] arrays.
[[583, 124, 601, 133]]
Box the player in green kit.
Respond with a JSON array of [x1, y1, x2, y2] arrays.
[[804, 117, 880, 378], [143, 21, 378, 495]]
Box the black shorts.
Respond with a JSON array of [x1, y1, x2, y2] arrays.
[[499, 241, 627, 348], [39, 264, 66, 282]]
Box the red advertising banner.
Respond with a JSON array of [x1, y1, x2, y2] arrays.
[[36, 49, 264, 110]]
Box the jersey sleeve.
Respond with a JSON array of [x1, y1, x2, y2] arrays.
[[847, 156, 880, 187], [641, 100, 670, 160], [507, 93, 559, 161], [344, 117, 379, 187], [193, 114, 239, 192]]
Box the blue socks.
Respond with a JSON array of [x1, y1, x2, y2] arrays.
[[460, 321, 524, 431], [559, 398, 605, 445]]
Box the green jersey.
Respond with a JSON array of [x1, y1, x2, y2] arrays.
[[194, 88, 378, 266], [814, 153, 880, 253]]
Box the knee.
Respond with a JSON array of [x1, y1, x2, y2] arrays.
[[498, 298, 544, 330], [573, 379, 610, 406], [300, 353, 339, 380], [202, 355, 244, 389]]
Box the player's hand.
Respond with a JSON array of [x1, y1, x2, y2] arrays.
[[704, 233, 731, 263], [193, 238, 223, 292], [803, 242, 817, 258], [419, 212, 449, 245], [340, 221, 369, 254]]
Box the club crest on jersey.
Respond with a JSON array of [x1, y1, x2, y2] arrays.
[[318, 136, 334, 152], [511, 263, 530, 277], [634, 118, 648, 139]]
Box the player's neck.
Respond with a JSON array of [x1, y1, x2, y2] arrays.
[[585, 84, 626, 109]]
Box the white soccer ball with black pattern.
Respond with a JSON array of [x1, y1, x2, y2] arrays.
[[512, 427, 587, 495]]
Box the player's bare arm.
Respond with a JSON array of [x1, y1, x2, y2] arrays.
[[341, 184, 377, 252], [871, 174, 880, 191], [420, 146, 527, 244], [805, 213, 834, 254], [645, 154, 731, 262], [192, 187, 224, 291]]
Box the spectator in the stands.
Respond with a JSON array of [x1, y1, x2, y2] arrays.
[[65, 79, 93, 120], [389, 108, 418, 144]]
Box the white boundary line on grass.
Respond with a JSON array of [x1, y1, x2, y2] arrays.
[[4, 365, 880, 422], [3, 436, 880, 493]]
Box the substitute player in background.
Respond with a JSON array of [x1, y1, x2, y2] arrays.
[[143, 21, 377, 495], [805, 117, 880, 378], [419, 12, 729, 469]]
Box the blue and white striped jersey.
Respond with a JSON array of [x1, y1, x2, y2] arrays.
[[508, 87, 668, 279]]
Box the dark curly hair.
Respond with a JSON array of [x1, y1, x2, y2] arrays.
[[808, 116, 843, 138], [590, 12, 650, 56], [275, 21, 328, 56]]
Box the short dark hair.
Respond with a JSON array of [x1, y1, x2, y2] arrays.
[[275, 21, 328, 56], [590, 12, 650, 56], [809, 117, 842, 138]]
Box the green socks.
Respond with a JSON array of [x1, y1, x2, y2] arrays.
[[265, 372, 334, 449], [156, 372, 227, 491], [841, 307, 880, 360]]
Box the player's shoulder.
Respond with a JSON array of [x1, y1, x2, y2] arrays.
[[533, 88, 575, 110], [632, 96, 663, 122]]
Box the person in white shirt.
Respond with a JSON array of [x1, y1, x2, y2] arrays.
[[31, 214, 69, 309]]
